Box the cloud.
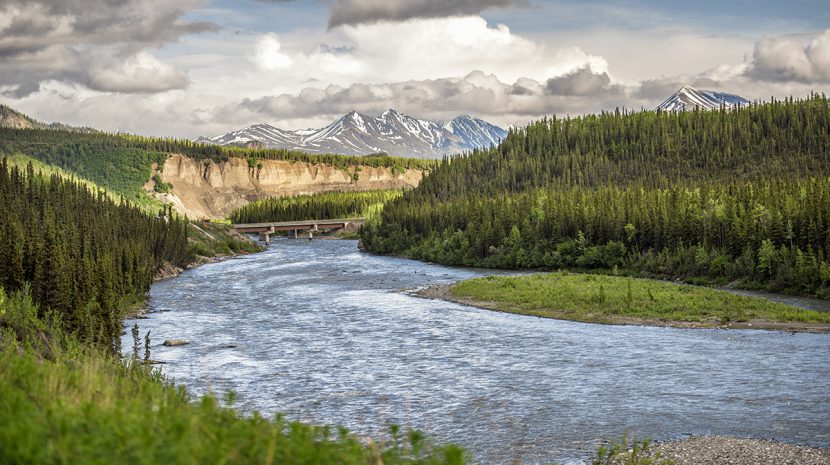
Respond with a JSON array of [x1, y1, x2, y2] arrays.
[[633, 76, 720, 100], [252, 33, 294, 70], [0, 0, 215, 56], [241, 16, 602, 87], [0, 0, 215, 95], [226, 69, 631, 128], [545, 66, 617, 96], [328, 0, 528, 28], [746, 29, 830, 83], [324, 16, 604, 85], [86, 51, 190, 93]]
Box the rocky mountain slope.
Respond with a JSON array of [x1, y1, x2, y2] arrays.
[[197, 109, 507, 159], [657, 86, 750, 111]]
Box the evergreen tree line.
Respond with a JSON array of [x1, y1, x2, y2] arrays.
[[363, 96, 830, 297], [412, 95, 829, 202], [0, 158, 191, 351], [231, 190, 404, 224]]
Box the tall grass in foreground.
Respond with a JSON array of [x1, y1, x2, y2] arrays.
[[0, 289, 464, 465]]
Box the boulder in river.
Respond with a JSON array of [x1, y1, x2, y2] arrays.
[[163, 339, 189, 347]]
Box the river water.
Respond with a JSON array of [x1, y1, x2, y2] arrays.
[[124, 239, 830, 464]]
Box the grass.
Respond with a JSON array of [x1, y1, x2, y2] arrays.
[[188, 222, 262, 258], [449, 272, 830, 328], [5, 152, 166, 213], [0, 290, 466, 465]]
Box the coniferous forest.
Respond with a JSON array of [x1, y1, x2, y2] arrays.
[[0, 158, 190, 352], [231, 189, 404, 224], [362, 95, 830, 297]]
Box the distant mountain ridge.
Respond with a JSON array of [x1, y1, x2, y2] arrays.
[[657, 86, 750, 111], [197, 110, 507, 159], [0, 104, 96, 133]]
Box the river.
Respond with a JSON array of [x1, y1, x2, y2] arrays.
[[124, 239, 830, 464]]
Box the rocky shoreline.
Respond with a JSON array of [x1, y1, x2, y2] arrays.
[[650, 436, 830, 465], [412, 283, 830, 333]]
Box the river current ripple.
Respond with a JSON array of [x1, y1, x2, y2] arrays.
[[124, 239, 830, 464]]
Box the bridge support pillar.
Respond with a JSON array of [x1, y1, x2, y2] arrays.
[[259, 232, 270, 244], [308, 230, 313, 241], [293, 229, 298, 239]]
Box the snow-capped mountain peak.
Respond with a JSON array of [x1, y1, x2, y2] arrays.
[[443, 115, 507, 150], [200, 110, 507, 159], [657, 86, 750, 112]]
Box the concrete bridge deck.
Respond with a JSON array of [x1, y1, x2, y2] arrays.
[[233, 218, 365, 242]]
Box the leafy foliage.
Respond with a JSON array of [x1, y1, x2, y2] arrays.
[[587, 436, 673, 465], [151, 174, 173, 193], [363, 96, 830, 297], [188, 222, 261, 257]]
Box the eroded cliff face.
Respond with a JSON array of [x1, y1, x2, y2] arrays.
[[153, 154, 424, 219]]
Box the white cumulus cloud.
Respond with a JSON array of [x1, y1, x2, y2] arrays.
[[252, 33, 294, 70], [87, 51, 189, 93], [747, 29, 830, 83]]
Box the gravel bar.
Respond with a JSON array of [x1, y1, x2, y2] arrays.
[[651, 436, 830, 465]]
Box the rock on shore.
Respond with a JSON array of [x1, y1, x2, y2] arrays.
[[651, 436, 830, 465]]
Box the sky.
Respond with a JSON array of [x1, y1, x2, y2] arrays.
[[1, 0, 829, 138]]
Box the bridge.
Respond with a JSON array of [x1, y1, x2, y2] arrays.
[[233, 218, 365, 243]]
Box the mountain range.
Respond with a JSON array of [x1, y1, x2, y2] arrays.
[[196, 110, 508, 159], [2, 86, 751, 160], [657, 86, 750, 111]]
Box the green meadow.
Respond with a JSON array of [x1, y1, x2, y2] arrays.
[[450, 273, 830, 328]]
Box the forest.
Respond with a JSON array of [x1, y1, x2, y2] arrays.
[[231, 189, 404, 224], [0, 155, 466, 465], [0, 158, 190, 352], [362, 95, 830, 297]]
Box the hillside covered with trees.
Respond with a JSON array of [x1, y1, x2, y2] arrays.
[[0, 158, 190, 351], [362, 95, 830, 297], [231, 189, 404, 224]]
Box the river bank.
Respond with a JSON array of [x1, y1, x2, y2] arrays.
[[154, 222, 262, 282], [414, 274, 830, 333], [650, 436, 830, 465], [125, 222, 262, 319]]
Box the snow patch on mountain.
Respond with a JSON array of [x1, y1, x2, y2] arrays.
[[658, 86, 750, 112], [199, 110, 507, 159]]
